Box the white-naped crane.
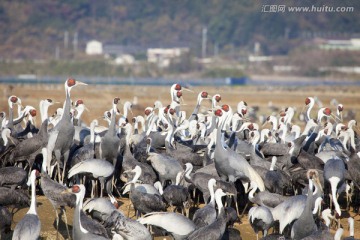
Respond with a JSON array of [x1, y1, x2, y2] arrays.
[[12, 169, 41, 240], [46, 78, 87, 184]]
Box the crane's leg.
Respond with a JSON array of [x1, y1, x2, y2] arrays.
[[185, 204, 190, 218], [329, 193, 333, 210], [61, 150, 70, 184], [105, 179, 114, 198], [91, 180, 96, 198], [100, 178, 105, 198], [127, 203, 132, 217], [54, 150, 62, 183], [53, 207, 60, 240], [240, 201, 250, 219], [234, 195, 240, 216], [61, 207, 70, 239], [203, 193, 209, 205]]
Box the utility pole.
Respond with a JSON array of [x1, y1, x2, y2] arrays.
[[73, 31, 78, 56], [214, 42, 218, 57], [202, 27, 207, 59], [64, 31, 69, 49], [284, 27, 290, 40]]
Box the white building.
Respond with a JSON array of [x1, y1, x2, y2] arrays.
[[114, 54, 135, 65], [147, 48, 189, 68], [85, 40, 103, 55], [320, 38, 360, 51]]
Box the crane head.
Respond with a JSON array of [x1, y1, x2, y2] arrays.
[[214, 94, 221, 102]]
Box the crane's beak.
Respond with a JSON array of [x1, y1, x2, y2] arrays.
[[330, 113, 341, 122], [225, 192, 235, 196], [85, 106, 90, 112], [75, 81, 87, 86], [182, 87, 194, 93], [61, 188, 73, 194]]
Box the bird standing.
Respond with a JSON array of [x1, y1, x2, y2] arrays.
[[12, 170, 41, 240]]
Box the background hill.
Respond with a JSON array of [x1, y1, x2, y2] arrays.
[[1, 0, 359, 59]]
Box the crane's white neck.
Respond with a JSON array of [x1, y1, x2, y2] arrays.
[[154, 182, 163, 195], [40, 100, 47, 123], [334, 228, 343, 240], [348, 120, 356, 129], [215, 190, 224, 215], [123, 102, 132, 118], [270, 157, 277, 171], [329, 176, 342, 216], [146, 140, 153, 156], [312, 197, 322, 215], [90, 122, 96, 144], [306, 99, 314, 121], [27, 172, 37, 215], [260, 129, 268, 143], [291, 125, 301, 139], [284, 109, 294, 125], [125, 124, 133, 145], [248, 184, 257, 201], [1, 129, 10, 146], [302, 120, 316, 136], [131, 167, 142, 183], [348, 218, 354, 237], [208, 180, 216, 206], [184, 164, 193, 180], [76, 188, 89, 233], [41, 147, 48, 174], [175, 171, 182, 186], [348, 129, 356, 150], [321, 209, 332, 227], [75, 105, 85, 120]]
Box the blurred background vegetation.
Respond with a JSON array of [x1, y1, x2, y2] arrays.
[[0, 0, 360, 79]]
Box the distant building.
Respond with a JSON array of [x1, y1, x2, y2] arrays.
[[86, 40, 103, 55], [147, 48, 189, 68], [248, 55, 273, 62], [319, 38, 360, 51], [103, 45, 146, 56], [114, 54, 135, 65]]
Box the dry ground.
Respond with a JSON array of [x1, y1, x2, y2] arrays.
[[1, 83, 360, 239]]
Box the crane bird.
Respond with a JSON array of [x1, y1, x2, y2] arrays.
[[12, 170, 41, 240], [248, 206, 274, 240], [214, 108, 265, 190], [138, 212, 196, 240], [68, 158, 115, 198], [0, 167, 27, 189], [191, 178, 217, 228], [0, 206, 11, 239], [46, 78, 87, 184], [40, 144, 75, 239], [186, 188, 230, 240], [65, 184, 108, 240], [104, 210, 152, 240], [82, 196, 121, 223]]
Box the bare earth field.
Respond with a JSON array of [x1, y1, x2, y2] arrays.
[[2, 83, 360, 239]]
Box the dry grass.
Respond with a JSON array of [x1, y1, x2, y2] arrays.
[[2, 83, 360, 239], [2, 83, 360, 126]]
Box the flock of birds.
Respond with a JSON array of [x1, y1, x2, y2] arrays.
[[0, 78, 359, 240]]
